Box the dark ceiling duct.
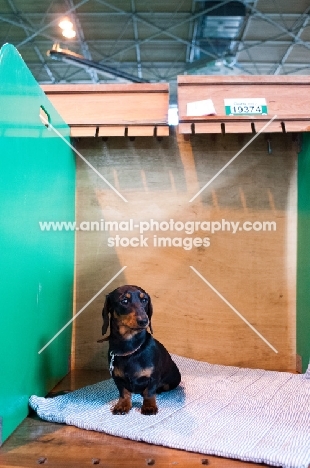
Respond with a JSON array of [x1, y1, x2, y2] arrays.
[[192, 1, 246, 63]]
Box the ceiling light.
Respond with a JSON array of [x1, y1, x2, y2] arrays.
[[62, 29, 76, 39], [59, 19, 73, 30], [58, 17, 76, 39]]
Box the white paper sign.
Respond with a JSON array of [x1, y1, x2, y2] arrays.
[[186, 99, 216, 116]]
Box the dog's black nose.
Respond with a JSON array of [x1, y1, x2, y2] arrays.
[[137, 318, 148, 327]]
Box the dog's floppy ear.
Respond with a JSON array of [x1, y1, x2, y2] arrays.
[[102, 293, 111, 336], [146, 293, 153, 334]]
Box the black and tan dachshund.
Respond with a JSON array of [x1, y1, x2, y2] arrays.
[[99, 285, 181, 415]]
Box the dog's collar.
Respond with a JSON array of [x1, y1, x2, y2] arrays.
[[109, 342, 143, 375]]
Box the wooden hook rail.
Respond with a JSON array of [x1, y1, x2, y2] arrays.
[[42, 83, 170, 137]]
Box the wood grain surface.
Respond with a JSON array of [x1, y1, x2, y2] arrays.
[[73, 130, 297, 372]]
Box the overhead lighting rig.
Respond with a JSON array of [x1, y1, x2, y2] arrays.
[[47, 44, 149, 83]]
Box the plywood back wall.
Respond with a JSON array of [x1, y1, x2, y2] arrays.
[[73, 131, 297, 372]]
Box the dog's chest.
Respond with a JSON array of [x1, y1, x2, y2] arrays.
[[110, 353, 154, 392]]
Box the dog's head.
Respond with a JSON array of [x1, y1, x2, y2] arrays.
[[101, 285, 153, 338]]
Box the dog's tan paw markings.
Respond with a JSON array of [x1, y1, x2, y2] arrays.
[[111, 403, 131, 415], [141, 405, 158, 415], [112, 408, 129, 414]]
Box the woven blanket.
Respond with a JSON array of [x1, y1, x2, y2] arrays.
[[29, 355, 310, 468]]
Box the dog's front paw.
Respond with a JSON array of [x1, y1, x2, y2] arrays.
[[141, 402, 158, 415], [112, 400, 132, 415]]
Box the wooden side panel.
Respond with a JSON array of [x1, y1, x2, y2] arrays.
[[73, 131, 297, 372]]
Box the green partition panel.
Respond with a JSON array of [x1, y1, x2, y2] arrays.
[[0, 44, 75, 444], [297, 132, 310, 373]]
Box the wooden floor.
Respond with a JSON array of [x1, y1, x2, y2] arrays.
[[0, 370, 271, 468]]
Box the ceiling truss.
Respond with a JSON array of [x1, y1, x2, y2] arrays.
[[0, 0, 309, 86]]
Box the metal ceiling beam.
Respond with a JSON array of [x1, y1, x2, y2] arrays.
[[54, 0, 252, 79], [248, 5, 310, 52], [239, 40, 310, 47], [235, 0, 257, 70], [186, 1, 226, 66], [106, 0, 251, 75], [18, 38, 310, 47], [94, 0, 239, 65], [39, 0, 58, 27], [3, 0, 309, 84], [65, 0, 98, 83], [131, 0, 142, 79], [273, 7, 310, 75], [187, 17, 199, 63], [0, 13, 57, 42], [284, 66, 310, 75], [235, 1, 310, 75], [5, 0, 57, 82], [33, 45, 58, 82], [238, 62, 310, 67], [102, 15, 135, 62], [16, 0, 91, 48], [186, 0, 197, 63], [237, 28, 310, 56], [1, 12, 307, 20]]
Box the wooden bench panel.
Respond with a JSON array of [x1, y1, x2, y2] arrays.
[[178, 76, 310, 134], [42, 84, 169, 137]]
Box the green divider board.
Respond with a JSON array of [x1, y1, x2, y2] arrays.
[[297, 132, 310, 373], [0, 44, 75, 444]]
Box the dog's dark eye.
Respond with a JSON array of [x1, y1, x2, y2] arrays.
[[121, 298, 129, 305], [141, 297, 148, 304]]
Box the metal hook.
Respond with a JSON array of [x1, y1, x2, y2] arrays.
[[267, 138, 272, 154]]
